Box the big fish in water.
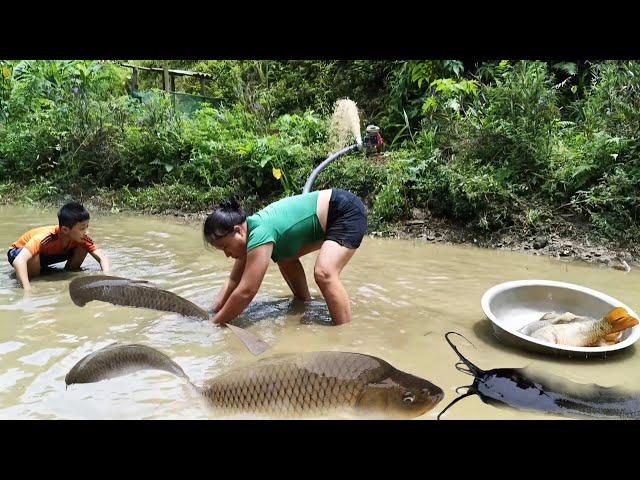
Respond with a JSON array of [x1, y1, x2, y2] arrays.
[[518, 307, 639, 347], [65, 343, 444, 419], [68, 275, 270, 356], [69, 275, 209, 320]]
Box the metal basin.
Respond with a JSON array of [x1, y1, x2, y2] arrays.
[[481, 280, 640, 357]]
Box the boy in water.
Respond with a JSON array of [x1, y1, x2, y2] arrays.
[[8, 202, 110, 290]]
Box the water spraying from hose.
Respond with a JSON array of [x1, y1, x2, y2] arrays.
[[328, 99, 363, 152], [303, 99, 373, 194]]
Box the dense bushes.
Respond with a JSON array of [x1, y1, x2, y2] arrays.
[[2, 59, 640, 242]]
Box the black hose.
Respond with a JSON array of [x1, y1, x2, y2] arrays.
[[302, 144, 359, 194]]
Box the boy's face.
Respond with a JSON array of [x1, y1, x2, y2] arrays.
[[61, 220, 90, 243]]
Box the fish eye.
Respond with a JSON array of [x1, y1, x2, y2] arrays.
[[403, 393, 415, 404]]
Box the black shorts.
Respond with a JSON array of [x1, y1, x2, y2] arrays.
[[7, 247, 74, 271], [325, 189, 367, 249]]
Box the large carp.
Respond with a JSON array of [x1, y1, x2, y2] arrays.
[[69, 275, 269, 355], [65, 343, 444, 419]]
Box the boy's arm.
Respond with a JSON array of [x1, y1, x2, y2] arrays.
[[213, 244, 272, 325], [12, 248, 34, 290], [212, 255, 247, 312], [89, 249, 110, 273]]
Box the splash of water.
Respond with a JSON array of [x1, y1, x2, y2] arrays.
[[328, 98, 361, 153]]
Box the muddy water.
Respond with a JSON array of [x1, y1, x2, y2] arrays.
[[1, 204, 639, 420]]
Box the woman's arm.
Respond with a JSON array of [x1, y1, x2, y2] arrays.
[[212, 255, 247, 312], [212, 244, 272, 325]]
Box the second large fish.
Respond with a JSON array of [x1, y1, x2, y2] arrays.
[[69, 275, 209, 320]]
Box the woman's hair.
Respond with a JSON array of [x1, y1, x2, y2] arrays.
[[203, 196, 247, 245]]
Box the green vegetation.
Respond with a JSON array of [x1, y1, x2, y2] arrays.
[[1, 60, 639, 243]]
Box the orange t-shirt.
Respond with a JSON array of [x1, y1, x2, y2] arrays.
[[10, 226, 97, 256]]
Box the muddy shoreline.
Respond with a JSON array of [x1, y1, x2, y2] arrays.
[[143, 207, 639, 273], [387, 213, 637, 272]]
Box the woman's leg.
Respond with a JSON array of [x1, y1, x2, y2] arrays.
[[277, 241, 323, 300], [313, 240, 357, 325], [278, 258, 312, 301]]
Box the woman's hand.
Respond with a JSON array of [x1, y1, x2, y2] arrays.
[[210, 244, 272, 326], [211, 300, 223, 313]]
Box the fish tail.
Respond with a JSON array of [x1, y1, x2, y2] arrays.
[[604, 308, 640, 333], [604, 332, 622, 343]]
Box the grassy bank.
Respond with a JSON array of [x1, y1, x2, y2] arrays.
[[2, 60, 640, 247]]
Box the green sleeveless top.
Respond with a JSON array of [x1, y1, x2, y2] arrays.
[[247, 191, 325, 262]]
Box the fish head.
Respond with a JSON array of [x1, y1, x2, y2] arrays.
[[69, 295, 88, 307], [357, 371, 444, 419], [68, 277, 90, 306], [604, 307, 640, 333], [68, 276, 108, 304]]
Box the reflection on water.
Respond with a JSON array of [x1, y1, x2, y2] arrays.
[[1, 204, 640, 419]]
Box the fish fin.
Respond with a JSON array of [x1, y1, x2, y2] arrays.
[[539, 312, 580, 324], [226, 324, 270, 356], [604, 332, 622, 343], [533, 328, 559, 344], [556, 313, 584, 323]]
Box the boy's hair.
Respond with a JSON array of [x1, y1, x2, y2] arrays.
[[58, 202, 90, 229]]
